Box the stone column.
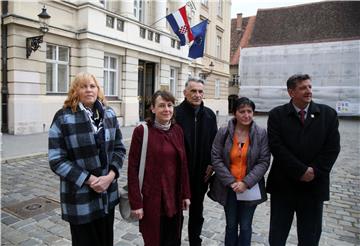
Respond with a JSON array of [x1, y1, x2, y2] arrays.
[[153, 1, 167, 32], [119, 1, 136, 20], [122, 50, 139, 126]]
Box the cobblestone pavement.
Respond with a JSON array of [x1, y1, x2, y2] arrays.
[[1, 116, 359, 245]]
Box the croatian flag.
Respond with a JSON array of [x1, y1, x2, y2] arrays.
[[166, 6, 194, 46]]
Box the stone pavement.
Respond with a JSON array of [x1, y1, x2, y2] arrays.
[[1, 116, 359, 245]]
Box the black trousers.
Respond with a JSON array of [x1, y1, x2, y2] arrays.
[[269, 193, 323, 246], [70, 209, 115, 246], [160, 214, 182, 246], [188, 189, 206, 246]]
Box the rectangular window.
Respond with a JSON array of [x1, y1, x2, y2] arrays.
[[155, 33, 160, 43], [169, 67, 177, 96], [106, 15, 114, 28], [176, 41, 180, 50], [134, 0, 144, 22], [171, 39, 176, 48], [140, 27, 146, 38], [216, 36, 222, 59], [215, 79, 220, 98], [232, 74, 239, 85], [46, 44, 69, 93], [117, 19, 124, 31], [217, 0, 223, 17], [103, 55, 118, 96], [148, 30, 153, 41]]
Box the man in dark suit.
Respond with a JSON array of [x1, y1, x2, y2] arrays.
[[266, 74, 340, 246]]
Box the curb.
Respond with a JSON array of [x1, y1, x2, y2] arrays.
[[1, 152, 48, 164]]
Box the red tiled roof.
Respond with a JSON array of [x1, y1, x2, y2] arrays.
[[230, 16, 255, 65], [249, 1, 360, 47]]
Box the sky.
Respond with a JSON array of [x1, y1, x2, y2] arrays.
[[231, 0, 324, 18]]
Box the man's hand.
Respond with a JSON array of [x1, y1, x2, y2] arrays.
[[182, 199, 191, 210], [300, 167, 315, 182], [131, 208, 144, 220], [90, 170, 116, 193], [204, 165, 214, 183]]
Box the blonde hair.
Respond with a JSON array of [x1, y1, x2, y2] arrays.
[[63, 72, 106, 112]]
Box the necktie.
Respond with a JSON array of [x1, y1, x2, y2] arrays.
[[299, 110, 305, 125]]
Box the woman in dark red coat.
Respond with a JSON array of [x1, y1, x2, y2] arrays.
[[128, 90, 191, 246]]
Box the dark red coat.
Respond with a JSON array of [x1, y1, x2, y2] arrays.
[[128, 123, 191, 245]]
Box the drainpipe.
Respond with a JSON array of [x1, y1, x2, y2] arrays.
[[1, 1, 8, 133]]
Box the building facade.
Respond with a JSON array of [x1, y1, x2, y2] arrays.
[[228, 13, 255, 113], [238, 1, 360, 116], [1, 0, 230, 135]]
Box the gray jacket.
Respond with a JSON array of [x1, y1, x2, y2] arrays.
[[208, 118, 270, 206]]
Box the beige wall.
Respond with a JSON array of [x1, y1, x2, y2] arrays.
[[3, 0, 231, 134]]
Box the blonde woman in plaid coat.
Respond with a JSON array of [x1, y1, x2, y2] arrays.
[[48, 72, 126, 246]]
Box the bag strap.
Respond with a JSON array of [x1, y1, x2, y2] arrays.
[[138, 123, 148, 190]]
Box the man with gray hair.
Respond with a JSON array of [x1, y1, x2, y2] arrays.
[[175, 78, 218, 245]]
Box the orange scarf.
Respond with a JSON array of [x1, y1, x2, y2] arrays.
[[230, 134, 249, 181]]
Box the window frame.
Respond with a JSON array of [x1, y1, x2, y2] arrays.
[[148, 30, 153, 41], [169, 67, 177, 96], [217, 0, 223, 18], [134, 0, 144, 22], [106, 15, 114, 28], [46, 44, 69, 93], [117, 18, 124, 31], [232, 74, 239, 85], [103, 54, 119, 97], [155, 33, 160, 43], [140, 27, 146, 38], [215, 79, 221, 98], [216, 35, 222, 59]]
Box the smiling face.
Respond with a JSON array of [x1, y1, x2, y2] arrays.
[[235, 105, 254, 126], [288, 79, 312, 109], [78, 77, 99, 108], [151, 95, 174, 124], [183, 81, 204, 107]]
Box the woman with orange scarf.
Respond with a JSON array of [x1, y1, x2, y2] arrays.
[[209, 97, 270, 246]]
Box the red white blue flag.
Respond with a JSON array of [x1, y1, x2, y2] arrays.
[[166, 6, 194, 46]]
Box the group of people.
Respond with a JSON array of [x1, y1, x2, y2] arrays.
[[48, 72, 340, 246]]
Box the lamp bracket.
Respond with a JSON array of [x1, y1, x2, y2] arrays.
[[26, 35, 43, 59]]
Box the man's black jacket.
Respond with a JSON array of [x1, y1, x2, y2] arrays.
[[175, 100, 218, 196]]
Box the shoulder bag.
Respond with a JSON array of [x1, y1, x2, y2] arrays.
[[119, 123, 148, 222]]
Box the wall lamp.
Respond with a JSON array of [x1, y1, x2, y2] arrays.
[[26, 5, 51, 58], [199, 61, 214, 80]]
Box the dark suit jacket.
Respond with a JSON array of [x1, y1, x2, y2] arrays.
[[266, 101, 340, 201]]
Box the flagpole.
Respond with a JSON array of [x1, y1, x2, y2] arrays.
[[149, 1, 194, 27], [149, 16, 167, 27]]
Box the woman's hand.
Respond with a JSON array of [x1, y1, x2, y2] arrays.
[[182, 199, 191, 210], [131, 208, 144, 220], [89, 170, 115, 193], [231, 181, 248, 193]]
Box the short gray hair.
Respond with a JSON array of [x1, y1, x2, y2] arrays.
[[185, 77, 204, 88]]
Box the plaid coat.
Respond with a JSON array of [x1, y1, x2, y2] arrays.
[[48, 103, 126, 224]]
